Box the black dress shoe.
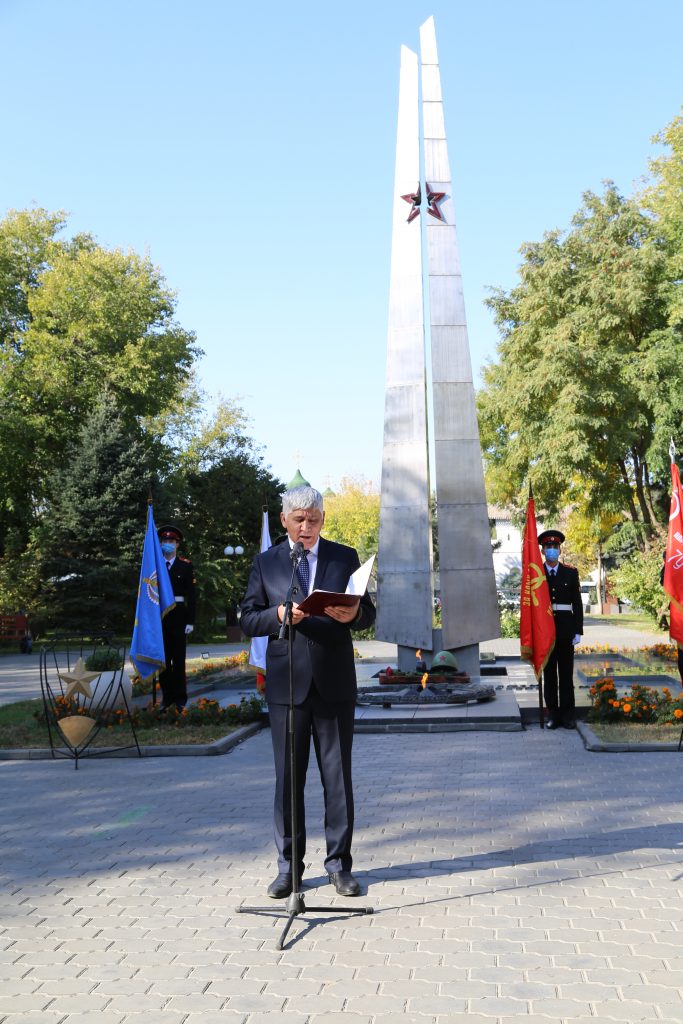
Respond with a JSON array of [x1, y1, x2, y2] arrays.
[[266, 872, 293, 898], [329, 870, 361, 896], [545, 717, 560, 730]]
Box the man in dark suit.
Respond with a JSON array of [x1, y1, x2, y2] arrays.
[[240, 485, 376, 899], [539, 529, 583, 730], [157, 525, 196, 711]]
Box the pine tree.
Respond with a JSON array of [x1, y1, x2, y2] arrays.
[[33, 391, 163, 634]]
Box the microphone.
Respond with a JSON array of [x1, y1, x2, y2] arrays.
[[290, 541, 305, 563], [280, 541, 305, 640]]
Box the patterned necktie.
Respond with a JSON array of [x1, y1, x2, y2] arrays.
[[166, 561, 171, 572], [297, 551, 310, 596]]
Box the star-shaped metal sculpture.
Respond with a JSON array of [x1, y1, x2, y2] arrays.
[[401, 183, 422, 222], [425, 183, 446, 221], [59, 657, 100, 700]]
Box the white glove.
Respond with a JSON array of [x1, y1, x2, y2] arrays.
[[184, 624, 194, 635], [572, 634, 581, 645]]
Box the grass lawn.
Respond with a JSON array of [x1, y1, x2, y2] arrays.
[[0, 698, 258, 750], [588, 720, 683, 744], [592, 612, 662, 634]]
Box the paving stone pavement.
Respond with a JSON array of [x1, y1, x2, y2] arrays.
[[2, 727, 683, 1023]]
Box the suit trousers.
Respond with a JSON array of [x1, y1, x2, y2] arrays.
[[268, 687, 355, 876], [159, 624, 187, 707], [543, 637, 575, 712]]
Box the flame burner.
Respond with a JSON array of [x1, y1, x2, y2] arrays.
[[357, 677, 496, 707]]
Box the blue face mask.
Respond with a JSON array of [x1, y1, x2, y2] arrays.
[[544, 547, 560, 561], [161, 542, 176, 556]]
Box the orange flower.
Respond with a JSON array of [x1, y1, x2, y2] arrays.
[[622, 704, 632, 713], [675, 709, 683, 719]]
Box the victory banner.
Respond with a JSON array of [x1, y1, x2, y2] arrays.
[[663, 457, 683, 647], [520, 493, 556, 709]]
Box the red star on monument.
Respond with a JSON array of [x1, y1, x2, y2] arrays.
[[400, 183, 422, 222], [425, 183, 446, 221]]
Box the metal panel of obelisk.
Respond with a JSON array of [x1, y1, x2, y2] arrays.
[[376, 17, 500, 676]]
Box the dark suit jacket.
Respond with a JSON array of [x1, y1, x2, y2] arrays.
[[164, 556, 196, 631], [545, 561, 583, 639], [240, 536, 376, 705]]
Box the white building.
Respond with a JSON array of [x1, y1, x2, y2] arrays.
[[488, 505, 524, 583]]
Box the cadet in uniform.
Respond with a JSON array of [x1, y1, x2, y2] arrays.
[[157, 525, 196, 710], [539, 529, 582, 729]]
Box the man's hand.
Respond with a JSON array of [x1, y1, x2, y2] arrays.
[[324, 599, 360, 624], [572, 634, 581, 645], [185, 624, 194, 636], [278, 603, 309, 625]]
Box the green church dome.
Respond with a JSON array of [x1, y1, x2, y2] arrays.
[[286, 467, 311, 490]]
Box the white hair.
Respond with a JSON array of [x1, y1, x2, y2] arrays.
[[282, 485, 323, 515]]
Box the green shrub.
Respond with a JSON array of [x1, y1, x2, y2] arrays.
[[84, 648, 124, 672], [608, 546, 666, 624], [499, 610, 520, 638]]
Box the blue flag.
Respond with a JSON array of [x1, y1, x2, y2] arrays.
[[130, 505, 176, 681]]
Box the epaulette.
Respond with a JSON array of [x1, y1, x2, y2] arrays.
[[179, 555, 192, 563], [563, 562, 577, 570]]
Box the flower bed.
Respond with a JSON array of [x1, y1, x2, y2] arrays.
[[588, 677, 683, 726], [131, 650, 250, 697], [575, 646, 681, 693], [36, 694, 264, 731]]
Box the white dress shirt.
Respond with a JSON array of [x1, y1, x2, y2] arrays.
[[288, 538, 319, 595]]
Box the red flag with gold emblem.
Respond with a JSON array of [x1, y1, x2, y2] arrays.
[[663, 459, 683, 645], [520, 493, 556, 679]]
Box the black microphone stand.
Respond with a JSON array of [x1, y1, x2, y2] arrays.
[[237, 543, 372, 950]]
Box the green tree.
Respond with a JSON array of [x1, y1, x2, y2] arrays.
[[608, 545, 666, 626], [478, 182, 678, 542], [644, 110, 683, 327], [30, 391, 165, 634], [0, 207, 65, 350], [323, 477, 380, 565], [0, 208, 199, 547], [160, 399, 283, 637]]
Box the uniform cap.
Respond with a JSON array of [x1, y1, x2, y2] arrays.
[[538, 529, 565, 545], [158, 524, 183, 543]]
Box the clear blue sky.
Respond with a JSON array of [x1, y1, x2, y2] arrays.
[[1, 0, 681, 492]]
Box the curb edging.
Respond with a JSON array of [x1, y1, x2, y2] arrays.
[[577, 720, 683, 752], [0, 721, 264, 761]]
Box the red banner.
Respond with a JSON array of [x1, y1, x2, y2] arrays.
[[520, 494, 556, 679], [664, 460, 683, 645]]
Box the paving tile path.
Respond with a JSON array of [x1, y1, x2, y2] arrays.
[[2, 722, 683, 1022]]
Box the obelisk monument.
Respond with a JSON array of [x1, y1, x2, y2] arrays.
[[377, 17, 500, 675]]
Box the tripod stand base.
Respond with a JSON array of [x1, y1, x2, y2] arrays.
[[236, 890, 373, 950]]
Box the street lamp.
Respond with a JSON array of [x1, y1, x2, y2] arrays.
[[224, 543, 245, 641]]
